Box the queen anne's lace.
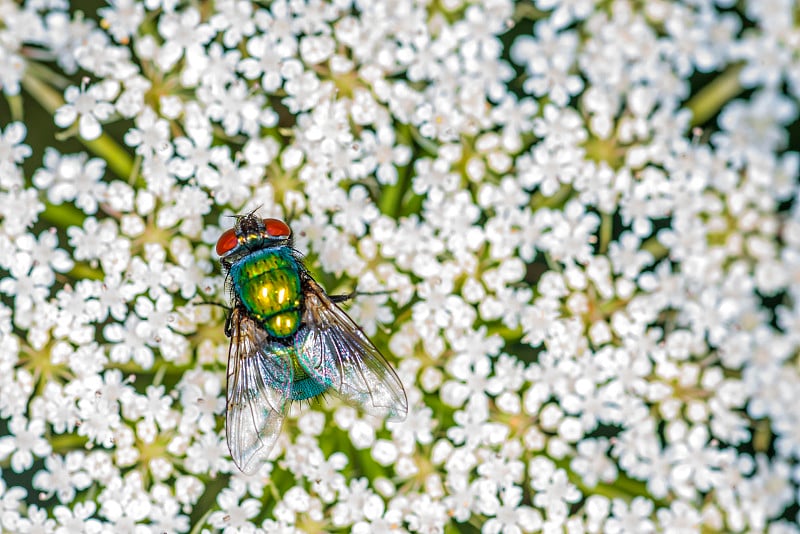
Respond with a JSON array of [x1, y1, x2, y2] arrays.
[[0, 0, 799, 532]]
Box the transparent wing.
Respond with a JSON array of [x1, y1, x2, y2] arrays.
[[225, 306, 292, 474], [296, 278, 408, 421]]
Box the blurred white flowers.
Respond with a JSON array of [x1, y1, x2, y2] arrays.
[[0, 0, 799, 532], [54, 81, 118, 141]]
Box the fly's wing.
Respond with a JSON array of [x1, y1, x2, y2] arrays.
[[225, 306, 292, 474], [296, 278, 408, 421]]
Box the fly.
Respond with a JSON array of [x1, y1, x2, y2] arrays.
[[216, 214, 408, 473]]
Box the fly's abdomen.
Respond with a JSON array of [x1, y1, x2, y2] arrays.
[[289, 328, 334, 400], [255, 344, 329, 400], [230, 248, 302, 338], [289, 355, 330, 400]]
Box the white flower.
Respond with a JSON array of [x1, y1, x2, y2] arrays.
[[209, 0, 256, 48], [0, 122, 32, 172], [155, 8, 214, 71], [330, 478, 385, 527], [14, 503, 56, 533], [655, 499, 702, 534], [531, 467, 582, 520], [482, 485, 542, 534], [98, 0, 145, 43], [123, 106, 171, 158], [32, 149, 108, 214], [0, 44, 26, 96], [53, 501, 103, 534], [512, 22, 583, 106], [0, 0, 798, 532], [569, 438, 618, 488], [208, 480, 262, 532], [604, 497, 655, 534], [405, 494, 448, 534], [54, 81, 118, 140], [0, 252, 52, 313], [0, 416, 51, 472]]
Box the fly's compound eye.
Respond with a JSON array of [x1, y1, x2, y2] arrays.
[[216, 228, 238, 256], [263, 218, 291, 238]]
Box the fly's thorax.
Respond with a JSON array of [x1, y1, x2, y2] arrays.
[[229, 247, 303, 338]]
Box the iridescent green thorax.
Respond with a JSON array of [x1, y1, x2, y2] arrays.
[[229, 247, 302, 339]]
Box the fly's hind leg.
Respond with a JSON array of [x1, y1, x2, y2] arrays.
[[328, 289, 393, 304]]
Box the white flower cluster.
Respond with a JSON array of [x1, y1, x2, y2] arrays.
[[1, 0, 799, 532]]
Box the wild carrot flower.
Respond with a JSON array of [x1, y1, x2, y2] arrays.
[[1, 0, 799, 532]]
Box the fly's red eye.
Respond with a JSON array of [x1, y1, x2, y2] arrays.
[[263, 218, 291, 238], [216, 228, 238, 256]]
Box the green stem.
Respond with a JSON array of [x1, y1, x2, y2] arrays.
[[530, 184, 573, 210], [686, 64, 744, 127], [379, 126, 419, 218], [48, 433, 89, 450], [485, 324, 523, 342], [41, 202, 86, 227], [189, 474, 230, 528], [6, 93, 24, 122], [378, 173, 405, 219], [554, 457, 667, 508], [189, 507, 216, 534], [152, 363, 168, 387], [67, 263, 104, 281], [24, 59, 73, 90], [84, 134, 136, 180], [20, 70, 65, 115], [408, 126, 440, 157], [513, 3, 547, 21], [641, 234, 668, 262], [598, 211, 613, 254], [107, 362, 188, 377]]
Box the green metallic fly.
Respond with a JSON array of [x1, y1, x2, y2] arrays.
[[216, 214, 408, 473]]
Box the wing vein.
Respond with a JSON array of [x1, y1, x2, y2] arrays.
[[296, 279, 408, 421]]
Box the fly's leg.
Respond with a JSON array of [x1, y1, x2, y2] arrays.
[[329, 289, 393, 304], [189, 298, 233, 335]]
